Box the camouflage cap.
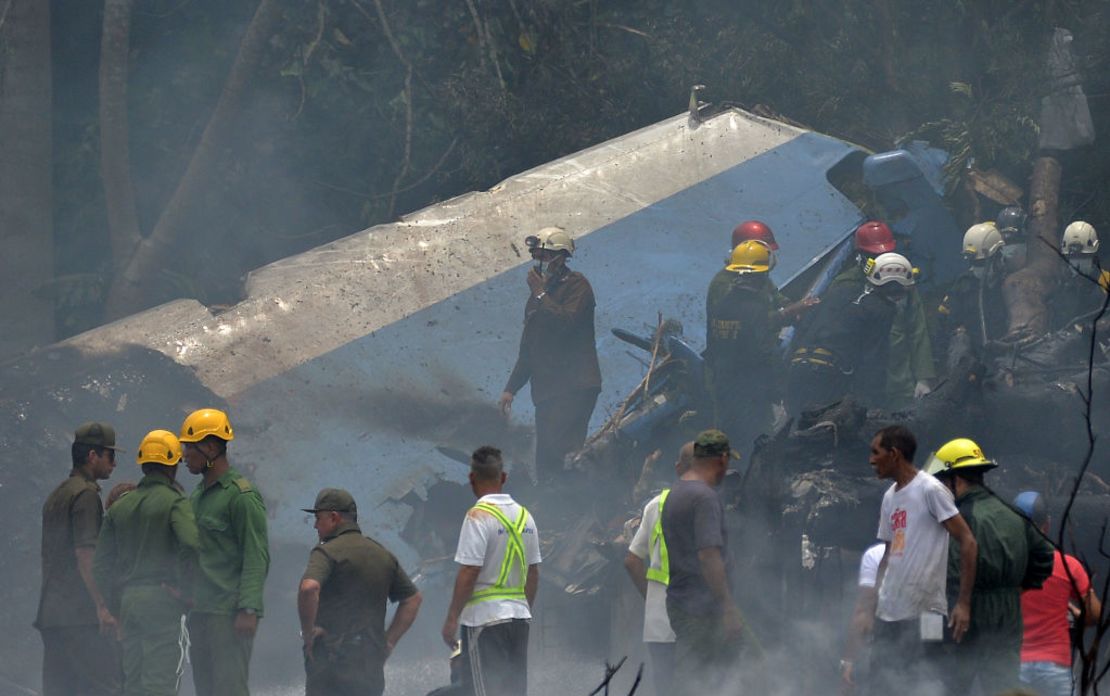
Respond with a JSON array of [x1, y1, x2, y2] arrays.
[[302, 488, 357, 515], [694, 429, 731, 458], [74, 421, 121, 451]]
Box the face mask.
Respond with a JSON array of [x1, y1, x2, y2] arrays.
[[1000, 243, 1026, 271], [1069, 256, 1097, 277]]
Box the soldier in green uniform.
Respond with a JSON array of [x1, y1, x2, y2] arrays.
[[179, 408, 270, 696], [925, 438, 1055, 696], [297, 489, 423, 696], [93, 430, 199, 696], [35, 422, 123, 696]]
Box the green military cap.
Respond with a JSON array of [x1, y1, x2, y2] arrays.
[[302, 488, 357, 514], [694, 429, 740, 459], [74, 421, 122, 451]]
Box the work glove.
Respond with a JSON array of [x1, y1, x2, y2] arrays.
[[914, 380, 932, 399]]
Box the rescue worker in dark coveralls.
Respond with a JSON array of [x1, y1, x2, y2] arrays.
[[500, 227, 602, 481], [36, 422, 123, 696], [996, 206, 1029, 274], [787, 252, 916, 416], [711, 220, 819, 327], [704, 240, 778, 453], [180, 408, 270, 696], [831, 221, 936, 409], [924, 438, 1054, 696], [1055, 220, 1110, 329], [936, 222, 1009, 360], [94, 430, 199, 696], [298, 488, 422, 696]]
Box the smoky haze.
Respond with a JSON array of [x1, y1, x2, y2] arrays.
[[4, 1, 1110, 695]]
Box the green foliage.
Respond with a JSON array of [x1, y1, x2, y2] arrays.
[[48, 0, 1110, 335]]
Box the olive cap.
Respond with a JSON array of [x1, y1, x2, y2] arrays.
[[74, 422, 121, 451], [302, 488, 357, 515], [694, 429, 730, 457]]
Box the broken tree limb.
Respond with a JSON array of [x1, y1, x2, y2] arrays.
[[103, 0, 282, 319], [99, 0, 143, 268], [1003, 155, 1062, 337]]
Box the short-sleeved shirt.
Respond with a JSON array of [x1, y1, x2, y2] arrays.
[[1021, 551, 1089, 666], [302, 522, 417, 657], [453, 493, 541, 627], [628, 492, 676, 643], [858, 543, 886, 589], [661, 478, 728, 617], [875, 471, 958, 621], [36, 470, 104, 628], [190, 468, 270, 615]]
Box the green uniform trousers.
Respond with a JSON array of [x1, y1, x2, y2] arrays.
[[188, 612, 253, 696], [39, 624, 122, 696], [667, 604, 741, 696], [305, 636, 386, 696], [120, 586, 187, 696]]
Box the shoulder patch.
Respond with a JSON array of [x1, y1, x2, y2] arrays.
[[234, 478, 253, 493]]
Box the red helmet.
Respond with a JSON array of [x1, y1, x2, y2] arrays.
[[854, 221, 896, 255], [731, 220, 778, 250]]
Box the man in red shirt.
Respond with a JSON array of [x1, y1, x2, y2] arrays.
[[1014, 491, 1102, 696]]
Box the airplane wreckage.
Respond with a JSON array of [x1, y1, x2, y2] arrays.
[[3, 96, 1108, 690]]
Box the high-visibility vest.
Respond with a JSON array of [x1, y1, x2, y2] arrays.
[[645, 489, 670, 585], [466, 502, 530, 606]]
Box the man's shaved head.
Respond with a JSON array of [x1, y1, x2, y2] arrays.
[[676, 442, 695, 476]]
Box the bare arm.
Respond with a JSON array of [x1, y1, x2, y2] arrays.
[[297, 578, 321, 639], [385, 592, 422, 656], [525, 565, 539, 608], [441, 565, 481, 647], [624, 553, 648, 598], [942, 514, 977, 642], [698, 546, 742, 639], [1084, 589, 1102, 627]]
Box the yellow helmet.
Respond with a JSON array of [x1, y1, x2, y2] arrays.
[[179, 408, 235, 443], [924, 437, 996, 477], [725, 240, 771, 274], [137, 430, 183, 467]]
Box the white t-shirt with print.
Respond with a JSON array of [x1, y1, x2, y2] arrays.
[[628, 492, 677, 643], [454, 493, 542, 627], [858, 542, 886, 589], [875, 471, 958, 622]]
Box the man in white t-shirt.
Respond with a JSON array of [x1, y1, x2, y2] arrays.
[[865, 425, 977, 694], [441, 446, 542, 696], [624, 443, 694, 696]]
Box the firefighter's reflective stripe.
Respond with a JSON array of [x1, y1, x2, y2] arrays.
[[466, 503, 529, 605], [791, 346, 837, 368], [645, 489, 670, 585]]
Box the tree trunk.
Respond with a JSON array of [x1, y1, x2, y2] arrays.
[[103, 0, 282, 319], [99, 0, 143, 267], [0, 0, 54, 358], [1003, 155, 1062, 337]]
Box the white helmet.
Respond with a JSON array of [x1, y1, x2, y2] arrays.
[[1062, 221, 1099, 255], [963, 222, 1005, 261], [527, 226, 575, 256], [865, 252, 915, 287]]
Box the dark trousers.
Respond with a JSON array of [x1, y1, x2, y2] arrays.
[[934, 625, 1022, 696], [533, 388, 598, 481], [305, 635, 386, 696], [869, 618, 944, 696], [460, 619, 530, 696], [646, 641, 675, 696], [667, 604, 741, 696], [187, 612, 254, 696], [40, 625, 122, 696]]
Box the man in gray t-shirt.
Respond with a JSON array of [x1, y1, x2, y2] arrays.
[[661, 430, 743, 696]]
